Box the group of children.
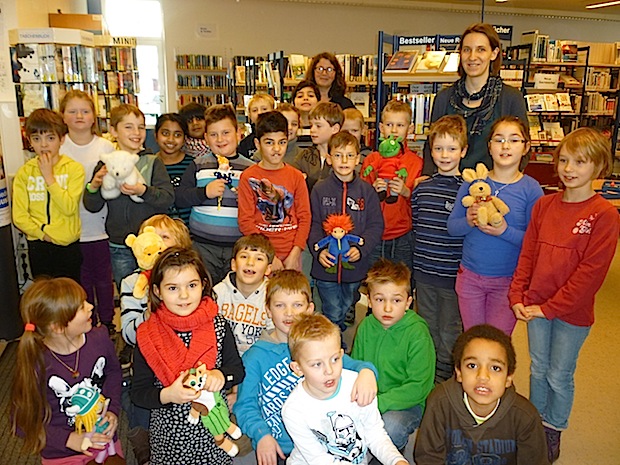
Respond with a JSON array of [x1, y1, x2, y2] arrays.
[[9, 82, 619, 465]]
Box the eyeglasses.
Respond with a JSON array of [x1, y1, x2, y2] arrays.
[[490, 137, 526, 145], [316, 66, 335, 74], [330, 153, 358, 160]]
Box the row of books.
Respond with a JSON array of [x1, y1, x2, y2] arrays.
[[12, 44, 96, 84], [521, 31, 579, 63], [176, 54, 224, 70], [585, 69, 617, 90], [583, 92, 617, 114], [95, 46, 137, 72], [97, 94, 138, 120], [384, 50, 459, 74], [526, 93, 574, 112], [177, 93, 229, 108], [15, 83, 97, 117], [177, 74, 227, 90], [97, 70, 139, 95], [336, 54, 378, 82], [528, 116, 566, 146], [394, 92, 436, 135]]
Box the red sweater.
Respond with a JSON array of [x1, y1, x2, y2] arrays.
[[509, 193, 619, 327], [361, 148, 423, 240], [238, 164, 311, 260]]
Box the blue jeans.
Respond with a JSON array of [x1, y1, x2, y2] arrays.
[[369, 231, 414, 290], [381, 404, 423, 450], [110, 243, 138, 289], [316, 280, 361, 334], [528, 317, 590, 430]]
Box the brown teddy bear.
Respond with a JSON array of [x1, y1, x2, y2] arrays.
[[125, 226, 166, 299], [461, 163, 510, 228]]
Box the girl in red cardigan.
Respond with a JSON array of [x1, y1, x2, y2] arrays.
[[509, 127, 619, 463]]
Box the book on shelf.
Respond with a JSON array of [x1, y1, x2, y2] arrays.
[[442, 52, 460, 73], [289, 54, 307, 80], [235, 65, 246, 84], [414, 51, 447, 73], [526, 94, 545, 112], [560, 42, 579, 62], [337, 54, 378, 82], [544, 93, 559, 111], [527, 114, 542, 142], [542, 121, 564, 146], [349, 91, 370, 118], [556, 93, 573, 111], [384, 50, 419, 73]]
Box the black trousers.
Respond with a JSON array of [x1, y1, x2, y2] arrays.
[[28, 240, 82, 283]]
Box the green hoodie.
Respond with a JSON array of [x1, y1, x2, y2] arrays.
[[352, 310, 435, 413]]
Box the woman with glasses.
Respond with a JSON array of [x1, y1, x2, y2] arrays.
[[306, 52, 355, 110], [422, 23, 528, 175]]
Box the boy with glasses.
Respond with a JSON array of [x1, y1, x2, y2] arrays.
[[308, 131, 384, 343]]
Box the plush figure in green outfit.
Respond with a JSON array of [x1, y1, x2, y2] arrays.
[[183, 362, 242, 457], [363, 134, 408, 204]]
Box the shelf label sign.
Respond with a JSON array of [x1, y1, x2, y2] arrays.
[[399, 36, 435, 47], [197, 24, 218, 39], [438, 35, 460, 51], [493, 25, 513, 41]]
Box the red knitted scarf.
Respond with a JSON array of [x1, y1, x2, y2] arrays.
[[136, 297, 218, 386]]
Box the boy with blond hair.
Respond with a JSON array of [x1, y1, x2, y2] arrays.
[[412, 114, 467, 383], [238, 111, 310, 271], [361, 100, 423, 282], [342, 107, 372, 159], [239, 93, 276, 159], [214, 233, 276, 356], [12, 108, 85, 282], [293, 101, 343, 192], [309, 131, 383, 340], [284, 313, 408, 465], [415, 325, 548, 465], [352, 259, 435, 454], [176, 104, 255, 283], [234, 270, 378, 465]]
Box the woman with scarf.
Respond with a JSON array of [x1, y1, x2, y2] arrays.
[[422, 23, 528, 175]]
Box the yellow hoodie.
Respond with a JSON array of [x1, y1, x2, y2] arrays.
[[12, 155, 85, 246]]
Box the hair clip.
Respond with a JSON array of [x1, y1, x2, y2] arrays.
[[24, 323, 36, 332]]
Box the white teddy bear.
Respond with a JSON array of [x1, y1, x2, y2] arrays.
[[100, 150, 145, 203]]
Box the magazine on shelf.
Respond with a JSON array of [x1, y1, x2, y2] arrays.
[[544, 93, 559, 111], [384, 50, 419, 73]]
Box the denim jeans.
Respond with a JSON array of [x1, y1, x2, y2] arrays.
[[528, 317, 590, 430], [110, 243, 138, 289], [316, 280, 361, 334], [455, 266, 516, 336], [381, 404, 423, 450], [193, 240, 232, 286], [369, 231, 415, 291], [416, 282, 462, 382]]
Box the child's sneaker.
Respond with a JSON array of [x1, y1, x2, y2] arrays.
[[544, 426, 561, 463], [344, 307, 356, 326]]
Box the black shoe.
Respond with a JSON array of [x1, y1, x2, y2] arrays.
[[103, 321, 117, 336], [377, 190, 387, 202], [544, 426, 561, 463], [344, 307, 356, 327]]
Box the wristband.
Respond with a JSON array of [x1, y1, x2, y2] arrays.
[[86, 182, 99, 194]]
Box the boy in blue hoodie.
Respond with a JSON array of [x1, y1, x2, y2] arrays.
[[233, 270, 378, 465], [308, 131, 384, 341]]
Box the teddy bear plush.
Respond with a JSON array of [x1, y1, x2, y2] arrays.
[[125, 226, 166, 299], [100, 150, 146, 203], [183, 362, 242, 457], [461, 163, 510, 227]]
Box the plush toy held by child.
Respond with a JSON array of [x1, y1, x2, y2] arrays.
[[67, 384, 117, 464], [125, 226, 167, 299], [314, 213, 364, 273], [362, 135, 409, 203], [461, 163, 510, 228], [182, 362, 242, 457]]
